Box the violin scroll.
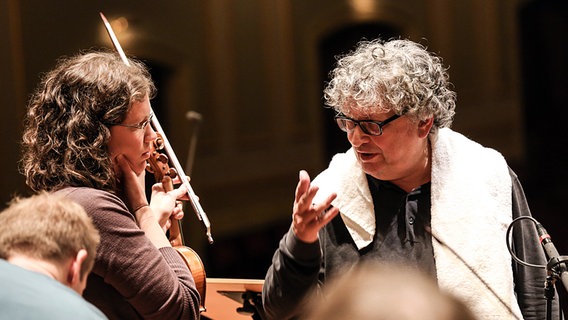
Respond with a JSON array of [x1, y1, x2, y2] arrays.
[[146, 134, 177, 180]]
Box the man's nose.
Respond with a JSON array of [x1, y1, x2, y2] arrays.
[[347, 124, 369, 147]]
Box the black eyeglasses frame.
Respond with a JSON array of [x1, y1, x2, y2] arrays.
[[334, 113, 401, 136]]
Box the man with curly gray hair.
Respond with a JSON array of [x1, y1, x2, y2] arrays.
[[263, 38, 558, 320]]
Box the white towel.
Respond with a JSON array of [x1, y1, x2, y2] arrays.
[[312, 127, 523, 319]]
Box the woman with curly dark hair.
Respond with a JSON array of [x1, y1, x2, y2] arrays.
[[20, 50, 200, 320]]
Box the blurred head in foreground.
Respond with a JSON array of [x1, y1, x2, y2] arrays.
[[303, 262, 477, 320]]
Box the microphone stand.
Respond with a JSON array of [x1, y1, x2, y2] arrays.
[[536, 222, 568, 320], [507, 217, 567, 320], [181, 110, 204, 242], [184, 111, 202, 176], [543, 254, 568, 320]]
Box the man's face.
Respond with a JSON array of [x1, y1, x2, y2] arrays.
[[343, 108, 432, 191]]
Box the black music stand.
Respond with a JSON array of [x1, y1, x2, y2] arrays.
[[201, 278, 264, 320]]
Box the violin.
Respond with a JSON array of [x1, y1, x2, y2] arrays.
[[99, 12, 211, 313], [99, 12, 213, 244], [147, 132, 207, 313]]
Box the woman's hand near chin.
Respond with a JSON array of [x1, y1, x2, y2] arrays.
[[114, 154, 148, 213], [114, 154, 172, 248]]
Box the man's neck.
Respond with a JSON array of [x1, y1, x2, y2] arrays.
[[390, 141, 432, 193], [8, 255, 65, 283]]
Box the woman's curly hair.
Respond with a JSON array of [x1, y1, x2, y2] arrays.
[[20, 50, 156, 193], [323, 38, 456, 133]]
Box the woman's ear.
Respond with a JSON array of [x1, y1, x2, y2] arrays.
[[418, 117, 434, 138]]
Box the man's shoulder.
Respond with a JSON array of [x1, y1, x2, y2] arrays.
[[0, 261, 108, 319]]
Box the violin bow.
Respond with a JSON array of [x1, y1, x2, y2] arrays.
[[99, 12, 213, 244]]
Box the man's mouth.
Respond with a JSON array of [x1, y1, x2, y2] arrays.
[[358, 151, 376, 161]]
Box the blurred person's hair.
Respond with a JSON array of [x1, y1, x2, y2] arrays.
[[302, 261, 477, 320]]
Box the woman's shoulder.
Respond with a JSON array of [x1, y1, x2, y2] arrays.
[[53, 187, 130, 218], [54, 186, 120, 203]]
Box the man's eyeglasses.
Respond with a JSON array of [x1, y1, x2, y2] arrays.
[[113, 113, 154, 130], [335, 113, 401, 136]]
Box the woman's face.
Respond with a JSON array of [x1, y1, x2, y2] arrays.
[[107, 96, 157, 175]]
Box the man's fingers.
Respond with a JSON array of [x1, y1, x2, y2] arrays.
[[295, 170, 310, 199], [316, 205, 339, 224]]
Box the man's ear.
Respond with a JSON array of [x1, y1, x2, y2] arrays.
[[418, 117, 434, 138], [67, 249, 88, 293]]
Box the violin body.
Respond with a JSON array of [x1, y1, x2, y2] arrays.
[[174, 245, 207, 312], [147, 133, 207, 312]]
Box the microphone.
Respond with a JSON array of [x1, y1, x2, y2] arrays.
[[186, 110, 203, 121], [536, 221, 568, 289]]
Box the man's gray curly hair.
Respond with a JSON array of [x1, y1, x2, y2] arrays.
[[323, 38, 456, 134]]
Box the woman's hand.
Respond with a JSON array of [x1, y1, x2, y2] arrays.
[[114, 154, 186, 248], [114, 154, 149, 213], [292, 170, 339, 243], [149, 176, 187, 232]]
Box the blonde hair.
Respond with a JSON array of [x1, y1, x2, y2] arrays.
[[303, 262, 477, 320], [0, 192, 100, 279]]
